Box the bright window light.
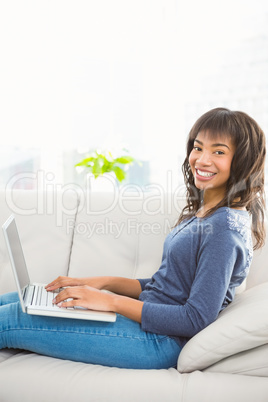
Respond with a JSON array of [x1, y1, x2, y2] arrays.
[[0, 0, 267, 191]]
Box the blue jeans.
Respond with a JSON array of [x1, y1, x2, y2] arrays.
[[0, 292, 181, 369]]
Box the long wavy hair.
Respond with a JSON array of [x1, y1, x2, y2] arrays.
[[177, 107, 266, 250]]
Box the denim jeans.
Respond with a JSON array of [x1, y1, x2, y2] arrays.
[[0, 292, 181, 369]]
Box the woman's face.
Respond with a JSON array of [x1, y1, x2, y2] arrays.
[[189, 131, 236, 198]]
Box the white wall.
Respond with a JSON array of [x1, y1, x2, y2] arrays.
[[0, 0, 267, 190]]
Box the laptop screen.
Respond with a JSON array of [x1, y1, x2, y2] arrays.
[[2, 215, 30, 292]]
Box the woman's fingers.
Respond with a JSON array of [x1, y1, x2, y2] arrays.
[[45, 276, 65, 290], [52, 286, 112, 311], [52, 286, 86, 305], [45, 276, 77, 291]]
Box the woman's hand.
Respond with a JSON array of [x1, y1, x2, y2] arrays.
[[46, 276, 80, 291], [50, 282, 144, 323], [45, 276, 107, 292], [52, 285, 114, 312], [46, 276, 142, 299]]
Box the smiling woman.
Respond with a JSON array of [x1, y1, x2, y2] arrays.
[[0, 106, 266, 370], [179, 107, 266, 249], [189, 133, 236, 207]]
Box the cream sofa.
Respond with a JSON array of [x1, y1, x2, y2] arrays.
[[0, 189, 268, 402]]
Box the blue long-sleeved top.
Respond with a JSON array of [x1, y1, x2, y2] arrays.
[[138, 207, 253, 347]]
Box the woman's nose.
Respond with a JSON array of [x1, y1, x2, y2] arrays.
[[197, 151, 212, 165]]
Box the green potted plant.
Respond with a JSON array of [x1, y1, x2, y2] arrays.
[[75, 149, 136, 188]]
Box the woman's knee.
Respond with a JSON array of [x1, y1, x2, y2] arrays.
[[0, 292, 19, 306]]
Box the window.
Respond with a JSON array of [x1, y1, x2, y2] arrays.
[[1, 0, 267, 193]]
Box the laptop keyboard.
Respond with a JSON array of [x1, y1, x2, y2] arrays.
[[28, 285, 74, 310]]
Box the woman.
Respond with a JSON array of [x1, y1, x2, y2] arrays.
[[0, 108, 266, 369]]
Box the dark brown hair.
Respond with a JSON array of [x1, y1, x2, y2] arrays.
[[178, 107, 266, 250]]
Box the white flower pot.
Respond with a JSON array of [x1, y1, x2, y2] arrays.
[[84, 172, 119, 192]]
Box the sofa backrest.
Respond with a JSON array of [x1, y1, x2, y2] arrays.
[[0, 190, 184, 294], [0, 190, 79, 294], [246, 246, 268, 289], [67, 191, 268, 288], [68, 191, 183, 280], [0, 189, 267, 296]]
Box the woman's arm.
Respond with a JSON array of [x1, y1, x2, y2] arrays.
[[138, 229, 250, 338], [46, 276, 143, 299], [102, 277, 143, 299], [51, 285, 144, 323]]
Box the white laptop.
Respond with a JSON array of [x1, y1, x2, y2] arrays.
[[2, 215, 116, 322]]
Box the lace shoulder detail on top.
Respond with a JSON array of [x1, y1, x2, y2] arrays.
[[226, 209, 253, 276]]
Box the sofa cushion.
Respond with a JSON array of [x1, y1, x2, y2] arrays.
[[177, 281, 268, 373], [68, 191, 141, 278], [0, 190, 79, 294], [180, 371, 268, 402], [68, 191, 181, 279], [0, 349, 22, 364], [246, 247, 268, 289], [204, 343, 268, 376], [0, 352, 183, 402]]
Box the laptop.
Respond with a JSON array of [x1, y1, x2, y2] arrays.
[[2, 215, 116, 322]]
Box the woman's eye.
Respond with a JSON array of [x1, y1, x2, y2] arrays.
[[193, 146, 201, 151], [215, 150, 224, 155]]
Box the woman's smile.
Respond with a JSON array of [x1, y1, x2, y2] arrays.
[[189, 131, 236, 197], [195, 168, 217, 180]]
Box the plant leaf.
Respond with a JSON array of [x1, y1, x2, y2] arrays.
[[112, 166, 126, 182], [75, 156, 95, 167], [101, 158, 112, 174], [92, 157, 104, 178], [75, 149, 136, 182], [114, 156, 135, 164]]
